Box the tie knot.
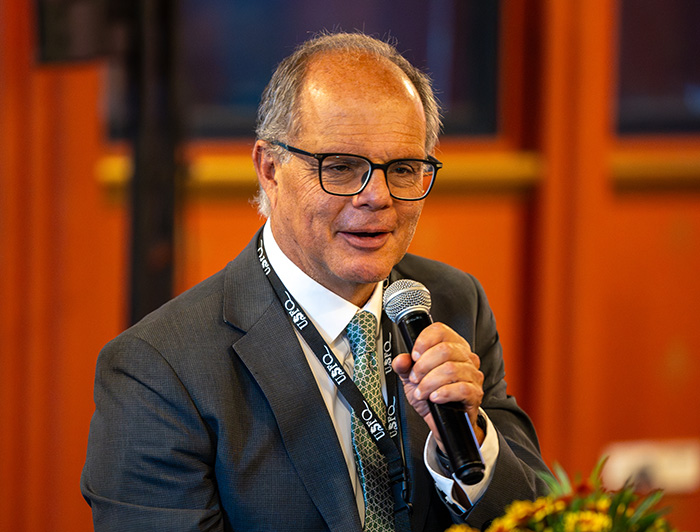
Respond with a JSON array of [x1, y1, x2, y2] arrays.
[[346, 310, 377, 359]]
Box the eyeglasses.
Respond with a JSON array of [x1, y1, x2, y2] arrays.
[[269, 140, 441, 201]]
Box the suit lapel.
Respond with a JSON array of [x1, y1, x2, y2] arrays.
[[223, 232, 362, 532]]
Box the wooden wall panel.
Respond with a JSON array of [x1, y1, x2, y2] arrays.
[[0, 0, 32, 525], [1, 1, 128, 530], [600, 196, 700, 441], [531, 1, 700, 529]]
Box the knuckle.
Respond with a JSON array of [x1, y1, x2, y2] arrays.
[[456, 381, 471, 397], [442, 360, 459, 378], [470, 352, 481, 369]]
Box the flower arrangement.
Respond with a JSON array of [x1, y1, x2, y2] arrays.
[[446, 459, 679, 532]]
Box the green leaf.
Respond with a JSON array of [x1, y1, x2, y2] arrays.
[[552, 462, 572, 494], [629, 490, 664, 523], [589, 456, 608, 489], [635, 513, 661, 531], [538, 468, 566, 497]]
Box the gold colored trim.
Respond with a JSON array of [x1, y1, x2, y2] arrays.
[[96, 155, 132, 188], [436, 151, 542, 190], [611, 151, 700, 188], [97, 153, 257, 191], [98, 151, 542, 194]]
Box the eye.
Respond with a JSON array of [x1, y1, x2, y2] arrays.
[[321, 156, 366, 177], [389, 161, 422, 177], [325, 162, 353, 174]]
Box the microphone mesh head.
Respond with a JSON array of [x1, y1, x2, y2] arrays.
[[383, 279, 432, 323]]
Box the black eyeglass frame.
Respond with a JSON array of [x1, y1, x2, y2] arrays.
[[268, 140, 442, 201]]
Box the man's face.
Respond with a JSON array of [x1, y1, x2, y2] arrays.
[[261, 52, 428, 305]]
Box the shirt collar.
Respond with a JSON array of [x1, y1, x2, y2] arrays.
[[262, 222, 383, 344]]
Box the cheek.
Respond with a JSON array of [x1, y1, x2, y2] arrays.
[[279, 181, 341, 238], [399, 204, 423, 239], [277, 175, 318, 215]]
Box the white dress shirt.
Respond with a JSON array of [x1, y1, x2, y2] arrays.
[[262, 222, 498, 517]]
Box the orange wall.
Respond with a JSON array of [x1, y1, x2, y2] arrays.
[[1, 1, 127, 525], [2, 0, 700, 530]]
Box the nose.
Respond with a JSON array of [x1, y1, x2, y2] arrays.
[[352, 167, 392, 208]]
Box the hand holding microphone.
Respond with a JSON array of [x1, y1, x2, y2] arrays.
[[384, 279, 485, 485]]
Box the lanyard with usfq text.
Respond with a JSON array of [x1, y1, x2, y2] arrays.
[[257, 233, 413, 531]]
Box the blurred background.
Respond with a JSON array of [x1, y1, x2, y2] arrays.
[[2, 0, 700, 530]]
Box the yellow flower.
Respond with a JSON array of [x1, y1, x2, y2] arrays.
[[649, 517, 674, 532], [539, 496, 566, 519], [507, 499, 538, 523], [563, 510, 612, 532], [503, 498, 553, 526], [484, 517, 518, 532], [581, 495, 611, 515], [594, 497, 610, 514], [444, 525, 479, 532], [450, 457, 680, 532]]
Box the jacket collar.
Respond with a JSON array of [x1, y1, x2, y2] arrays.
[[222, 229, 362, 531]]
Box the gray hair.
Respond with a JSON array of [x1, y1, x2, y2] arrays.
[[253, 31, 442, 216]]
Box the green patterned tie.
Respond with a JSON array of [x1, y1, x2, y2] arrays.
[[346, 310, 395, 531]]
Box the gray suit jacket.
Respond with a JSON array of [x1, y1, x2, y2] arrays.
[[81, 229, 548, 531]]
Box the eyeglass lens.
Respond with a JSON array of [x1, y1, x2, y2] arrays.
[[320, 155, 434, 199]]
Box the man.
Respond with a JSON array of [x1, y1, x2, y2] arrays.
[[82, 32, 549, 531]]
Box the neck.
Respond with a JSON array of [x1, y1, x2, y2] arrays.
[[336, 282, 376, 308]]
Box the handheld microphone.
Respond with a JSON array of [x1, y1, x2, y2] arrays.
[[383, 279, 485, 485]]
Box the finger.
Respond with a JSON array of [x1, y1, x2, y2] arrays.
[[409, 341, 477, 384], [391, 352, 413, 379], [426, 379, 484, 408], [413, 362, 484, 401], [410, 322, 472, 358]]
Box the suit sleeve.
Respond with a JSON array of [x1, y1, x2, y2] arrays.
[[81, 334, 225, 532], [461, 275, 550, 529]]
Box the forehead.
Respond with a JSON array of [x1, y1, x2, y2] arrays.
[[304, 50, 419, 99], [294, 51, 427, 154]]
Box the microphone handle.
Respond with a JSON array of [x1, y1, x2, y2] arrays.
[[397, 311, 485, 485]]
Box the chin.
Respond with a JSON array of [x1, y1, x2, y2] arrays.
[[341, 263, 394, 285]]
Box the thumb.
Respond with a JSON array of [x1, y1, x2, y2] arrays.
[[391, 353, 413, 380]]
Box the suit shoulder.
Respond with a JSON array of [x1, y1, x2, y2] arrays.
[[116, 265, 235, 354], [140, 266, 226, 321]]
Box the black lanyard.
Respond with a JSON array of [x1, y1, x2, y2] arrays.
[[257, 233, 412, 530]]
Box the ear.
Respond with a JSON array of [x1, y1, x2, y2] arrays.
[[252, 140, 279, 209]]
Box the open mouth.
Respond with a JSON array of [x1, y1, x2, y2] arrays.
[[340, 230, 390, 249], [352, 231, 383, 238]]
